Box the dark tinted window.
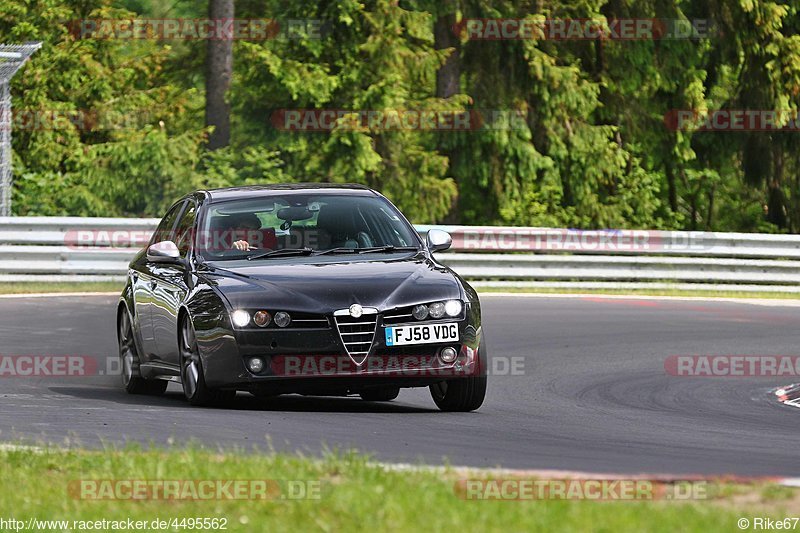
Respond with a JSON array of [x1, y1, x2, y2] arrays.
[[150, 201, 185, 245], [174, 201, 197, 258], [198, 194, 420, 260]]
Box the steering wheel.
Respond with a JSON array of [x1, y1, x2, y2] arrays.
[[356, 232, 374, 248]]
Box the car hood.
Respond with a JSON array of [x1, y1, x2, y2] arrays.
[[201, 253, 463, 312]]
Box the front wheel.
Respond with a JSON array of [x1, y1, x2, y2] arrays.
[[430, 376, 487, 412], [429, 337, 487, 412], [180, 317, 235, 407], [118, 309, 167, 396]]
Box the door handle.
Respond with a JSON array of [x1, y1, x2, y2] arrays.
[[149, 279, 158, 290], [131, 271, 139, 283]]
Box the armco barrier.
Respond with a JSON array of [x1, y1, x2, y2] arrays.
[[1, 217, 800, 292]]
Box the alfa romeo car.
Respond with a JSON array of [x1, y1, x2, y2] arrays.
[[117, 184, 486, 411]]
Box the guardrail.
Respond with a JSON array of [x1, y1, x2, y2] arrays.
[[2, 217, 800, 292]]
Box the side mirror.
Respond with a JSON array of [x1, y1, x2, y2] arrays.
[[147, 241, 181, 263], [426, 229, 452, 253]]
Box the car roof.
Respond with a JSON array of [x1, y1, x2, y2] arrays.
[[202, 183, 377, 203]]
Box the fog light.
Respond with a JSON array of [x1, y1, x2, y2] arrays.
[[440, 347, 458, 363], [274, 311, 291, 328], [444, 300, 463, 317], [412, 304, 429, 320], [429, 302, 446, 319], [247, 357, 265, 373], [231, 310, 250, 328], [254, 310, 271, 327]]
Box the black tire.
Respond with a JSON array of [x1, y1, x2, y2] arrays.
[[429, 337, 488, 412], [430, 376, 487, 412], [119, 308, 168, 396], [359, 387, 400, 402], [180, 317, 236, 407]]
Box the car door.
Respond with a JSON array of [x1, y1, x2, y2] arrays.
[[151, 199, 197, 366], [134, 201, 185, 360]]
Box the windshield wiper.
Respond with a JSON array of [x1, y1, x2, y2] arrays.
[[314, 246, 420, 256], [357, 246, 420, 254], [314, 247, 360, 256], [248, 247, 314, 260]]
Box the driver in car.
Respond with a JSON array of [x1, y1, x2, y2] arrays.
[[227, 213, 262, 251]]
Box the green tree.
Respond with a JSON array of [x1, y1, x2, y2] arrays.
[[2, 0, 207, 216]]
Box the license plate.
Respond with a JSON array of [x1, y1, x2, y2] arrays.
[[384, 323, 459, 346]]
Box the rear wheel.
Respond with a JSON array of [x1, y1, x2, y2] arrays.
[[118, 309, 167, 395], [180, 317, 235, 407], [359, 387, 400, 402]]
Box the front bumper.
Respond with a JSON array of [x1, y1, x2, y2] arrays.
[[195, 311, 483, 390]]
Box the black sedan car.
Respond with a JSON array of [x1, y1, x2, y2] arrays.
[[117, 184, 486, 411]]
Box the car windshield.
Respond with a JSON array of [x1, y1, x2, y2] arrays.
[[196, 193, 421, 261]]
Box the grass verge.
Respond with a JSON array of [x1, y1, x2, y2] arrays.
[[0, 446, 797, 532], [0, 282, 122, 294]]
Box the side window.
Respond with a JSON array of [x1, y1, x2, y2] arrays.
[[174, 202, 197, 258], [150, 201, 185, 245]]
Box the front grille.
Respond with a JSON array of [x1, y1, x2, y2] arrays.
[[382, 308, 414, 326], [373, 345, 456, 357], [333, 309, 378, 364]]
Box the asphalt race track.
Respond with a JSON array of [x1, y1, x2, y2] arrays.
[[1, 293, 799, 476]]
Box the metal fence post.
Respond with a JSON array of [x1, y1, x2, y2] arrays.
[[0, 42, 42, 216]]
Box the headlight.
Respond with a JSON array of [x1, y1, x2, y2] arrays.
[[231, 310, 250, 328], [253, 310, 271, 327], [444, 300, 463, 317], [412, 304, 429, 320], [274, 311, 292, 328], [428, 302, 446, 319]]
